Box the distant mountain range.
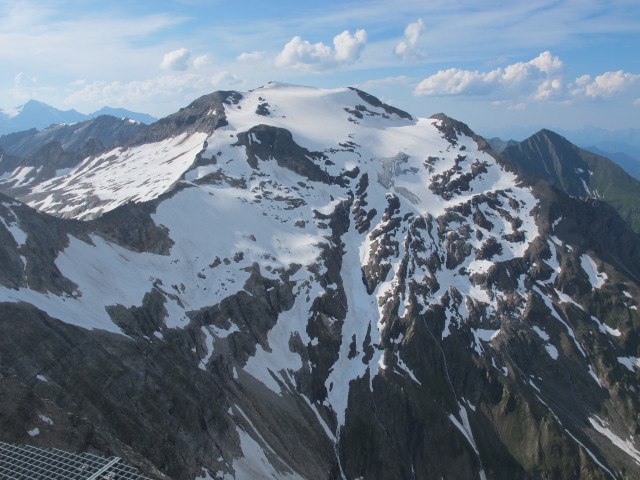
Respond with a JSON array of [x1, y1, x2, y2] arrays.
[[482, 125, 640, 150], [585, 145, 640, 180], [0, 99, 156, 135]]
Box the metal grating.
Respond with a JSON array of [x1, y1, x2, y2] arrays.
[[0, 441, 152, 480]]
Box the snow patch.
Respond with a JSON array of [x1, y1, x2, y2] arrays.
[[580, 254, 607, 289], [533, 286, 586, 357], [588, 365, 604, 388], [589, 416, 640, 465], [38, 414, 53, 425], [618, 356, 640, 372], [545, 344, 559, 360], [591, 316, 621, 337], [0, 212, 27, 246], [233, 425, 301, 479], [532, 326, 549, 341]]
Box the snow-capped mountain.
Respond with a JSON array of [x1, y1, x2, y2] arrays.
[[0, 99, 156, 136], [0, 83, 639, 480]]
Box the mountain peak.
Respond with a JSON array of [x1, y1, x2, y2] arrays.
[[531, 127, 572, 143], [502, 126, 640, 232]]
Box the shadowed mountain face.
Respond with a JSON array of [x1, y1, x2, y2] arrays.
[[0, 84, 639, 480], [501, 129, 640, 233], [0, 115, 145, 157]]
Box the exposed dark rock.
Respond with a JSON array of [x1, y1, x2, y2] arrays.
[[348, 88, 413, 120], [129, 91, 236, 145], [234, 124, 349, 186]]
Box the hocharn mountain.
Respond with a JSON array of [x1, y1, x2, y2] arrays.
[[0, 83, 639, 480]]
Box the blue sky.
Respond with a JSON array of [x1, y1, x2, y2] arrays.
[[1, 0, 639, 137]]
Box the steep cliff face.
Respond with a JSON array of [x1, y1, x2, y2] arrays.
[[0, 83, 639, 480]]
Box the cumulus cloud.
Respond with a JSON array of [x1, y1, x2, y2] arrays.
[[571, 71, 640, 99], [160, 48, 192, 71], [193, 54, 211, 69], [237, 51, 265, 62], [275, 29, 367, 71], [394, 19, 426, 60], [414, 51, 640, 108], [414, 51, 565, 102]]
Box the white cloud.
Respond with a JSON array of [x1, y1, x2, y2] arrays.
[[414, 51, 640, 109], [394, 19, 426, 60], [160, 48, 192, 71], [237, 51, 265, 62], [64, 74, 212, 110], [275, 29, 366, 71], [211, 71, 243, 87], [414, 51, 566, 102], [333, 29, 367, 62], [193, 54, 211, 69], [571, 71, 640, 99]]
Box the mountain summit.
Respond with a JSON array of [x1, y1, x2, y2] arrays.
[[0, 84, 639, 479], [501, 129, 640, 232]]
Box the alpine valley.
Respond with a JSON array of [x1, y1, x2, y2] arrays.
[[1, 83, 640, 480]]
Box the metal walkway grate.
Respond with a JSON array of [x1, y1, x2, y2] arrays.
[[0, 441, 152, 479]]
